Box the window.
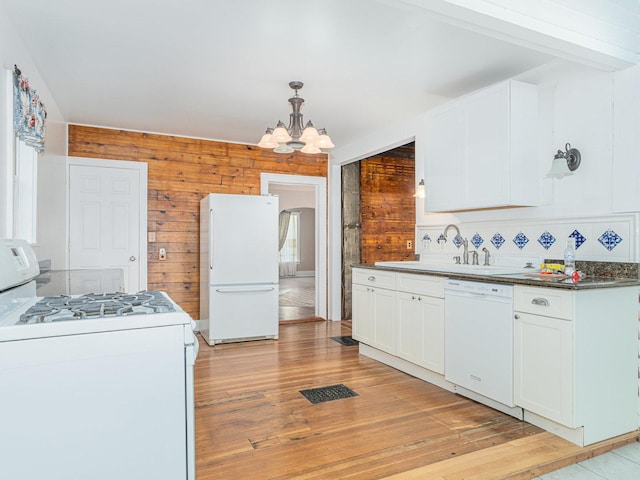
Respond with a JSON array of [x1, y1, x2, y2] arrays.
[[12, 138, 38, 243], [279, 212, 300, 264], [10, 65, 46, 243]]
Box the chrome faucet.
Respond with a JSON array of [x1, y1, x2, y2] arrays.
[[482, 247, 491, 266], [442, 224, 469, 264]]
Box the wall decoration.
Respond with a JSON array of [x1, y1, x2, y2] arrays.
[[470, 233, 484, 249], [537, 231, 556, 250], [569, 229, 586, 249], [598, 229, 622, 251], [490, 233, 505, 249], [13, 65, 47, 152], [513, 232, 529, 250]]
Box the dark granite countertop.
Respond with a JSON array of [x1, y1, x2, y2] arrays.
[[353, 264, 640, 290]]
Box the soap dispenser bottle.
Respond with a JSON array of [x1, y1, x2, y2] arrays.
[[564, 238, 576, 276]]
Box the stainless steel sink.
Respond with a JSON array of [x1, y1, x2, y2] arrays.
[[373, 261, 532, 275]]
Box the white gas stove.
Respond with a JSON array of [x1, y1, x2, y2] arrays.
[[0, 239, 198, 480]]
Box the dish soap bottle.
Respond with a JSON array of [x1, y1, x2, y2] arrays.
[[564, 238, 576, 277]]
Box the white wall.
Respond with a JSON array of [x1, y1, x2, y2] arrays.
[[0, 6, 67, 265]]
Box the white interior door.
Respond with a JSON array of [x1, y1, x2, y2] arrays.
[[69, 159, 147, 292]]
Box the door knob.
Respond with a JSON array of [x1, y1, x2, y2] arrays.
[[129, 256, 136, 262]]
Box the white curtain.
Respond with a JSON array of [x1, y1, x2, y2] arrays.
[[278, 210, 291, 250], [279, 210, 297, 277]]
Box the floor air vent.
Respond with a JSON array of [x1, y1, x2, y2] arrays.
[[299, 384, 359, 404], [331, 336, 359, 346]]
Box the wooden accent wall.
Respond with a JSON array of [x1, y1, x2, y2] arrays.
[[68, 125, 328, 319], [360, 143, 415, 264]]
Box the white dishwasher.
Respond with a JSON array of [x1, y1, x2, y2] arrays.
[[444, 279, 514, 407]]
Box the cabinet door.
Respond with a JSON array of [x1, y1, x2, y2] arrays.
[[352, 284, 374, 345], [397, 292, 423, 363], [463, 84, 509, 206], [418, 295, 445, 374], [397, 293, 444, 373], [514, 312, 574, 426], [372, 287, 396, 355], [424, 105, 464, 212], [424, 79, 537, 212]]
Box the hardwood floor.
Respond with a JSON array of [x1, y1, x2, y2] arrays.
[[194, 321, 638, 479]]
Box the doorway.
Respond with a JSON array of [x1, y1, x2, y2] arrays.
[[261, 173, 327, 320], [340, 142, 416, 319]]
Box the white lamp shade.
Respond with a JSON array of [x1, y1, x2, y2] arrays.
[[258, 133, 279, 149], [546, 157, 573, 178], [300, 143, 321, 154], [315, 133, 334, 149], [271, 124, 292, 143], [299, 124, 319, 143], [273, 144, 294, 154]]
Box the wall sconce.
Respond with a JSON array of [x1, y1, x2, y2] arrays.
[[546, 143, 581, 179], [413, 179, 425, 198]]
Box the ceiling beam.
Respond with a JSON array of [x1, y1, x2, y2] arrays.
[[392, 0, 640, 70]]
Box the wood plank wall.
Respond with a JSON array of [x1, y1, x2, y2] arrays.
[[68, 125, 328, 319], [360, 143, 415, 264]]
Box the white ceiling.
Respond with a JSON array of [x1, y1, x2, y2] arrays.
[[1, 0, 555, 148]]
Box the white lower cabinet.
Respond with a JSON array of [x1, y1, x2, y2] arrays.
[[352, 269, 397, 355], [514, 310, 573, 426], [513, 285, 639, 446], [396, 274, 444, 374], [353, 270, 639, 447]]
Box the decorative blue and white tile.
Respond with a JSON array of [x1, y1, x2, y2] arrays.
[[437, 233, 446, 244], [470, 233, 484, 249], [513, 232, 529, 250], [569, 229, 586, 249], [598, 229, 622, 251], [537, 231, 556, 250], [453, 235, 463, 249], [490, 233, 505, 249], [422, 234, 431, 241]]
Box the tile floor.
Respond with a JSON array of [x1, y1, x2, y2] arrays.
[[535, 442, 640, 479]]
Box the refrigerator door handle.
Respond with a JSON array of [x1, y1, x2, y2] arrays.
[[215, 286, 276, 294], [209, 208, 214, 270]]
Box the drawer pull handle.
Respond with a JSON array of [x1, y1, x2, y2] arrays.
[[531, 297, 549, 306], [368, 276, 376, 282]]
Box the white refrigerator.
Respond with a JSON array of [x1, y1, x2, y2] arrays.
[[200, 193, 279, 345]]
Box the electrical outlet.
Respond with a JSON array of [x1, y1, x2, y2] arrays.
[[407, 240, 413, 250], [148, 231, 156, 242], [158, 248, 166, 261]]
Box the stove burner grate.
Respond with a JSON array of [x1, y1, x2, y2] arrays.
[[18, 291, 176, 324]]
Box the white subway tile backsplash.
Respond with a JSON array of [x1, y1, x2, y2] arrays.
[[416, 214, 639, 264]]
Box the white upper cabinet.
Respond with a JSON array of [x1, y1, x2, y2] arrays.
[[424, 79, 539, 212], [612, 63, 640, 213]]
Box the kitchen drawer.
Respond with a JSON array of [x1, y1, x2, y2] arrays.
[[514, 286, 573, 320], [352, 268, 396, 290], [396, 273, 444, 298]]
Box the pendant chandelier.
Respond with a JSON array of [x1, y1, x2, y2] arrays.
[[257, 81, 334, 154]]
